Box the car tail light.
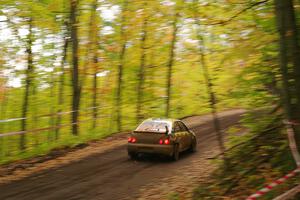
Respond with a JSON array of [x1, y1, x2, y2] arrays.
[[159, 138, 170, 145], [128, 137, 137, 143], [164, 139, 170, 145]]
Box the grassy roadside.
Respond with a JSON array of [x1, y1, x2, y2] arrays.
[[0, 127, 120, 165], [192, 108, 299, 200], [0, 107, 238, 165]]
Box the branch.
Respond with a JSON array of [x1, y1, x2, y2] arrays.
[[222, 156, 271, 195], [203, 0, 270, 26], [211, 124, 282, 159]]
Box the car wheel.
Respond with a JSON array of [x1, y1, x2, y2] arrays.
[[172, 144, 179, 161], [128, 152, 138, 160], [190, 137, 197, 153]]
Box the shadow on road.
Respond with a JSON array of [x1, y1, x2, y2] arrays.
[[129, 150, 195, 163]]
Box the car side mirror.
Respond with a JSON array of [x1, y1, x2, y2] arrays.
[[165, 126, 169, 135]]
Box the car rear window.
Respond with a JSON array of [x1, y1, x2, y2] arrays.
[[135, 121, 171, 133]]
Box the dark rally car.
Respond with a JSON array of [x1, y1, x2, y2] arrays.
[[127, 118, 197, 161]]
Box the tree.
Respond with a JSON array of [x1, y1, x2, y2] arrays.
[[192, 0, 225, 158], [274, 0, 300, 148], [20, 17, 34, 150], [55, 20, 69, 139], [165, 2, 180, 118], [136, 1, 149, 123], [115, 0, 128, 131], [70, 0, 80, 135], [88, 0, 101, 129]]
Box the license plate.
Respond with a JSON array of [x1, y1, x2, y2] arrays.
[[140, 147, 153, 152]]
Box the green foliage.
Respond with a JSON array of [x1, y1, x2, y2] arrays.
[[0, 1, 299, 199], [193, 108, 298, 199], [0, 0, 289, 180]]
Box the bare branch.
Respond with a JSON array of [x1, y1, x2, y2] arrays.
[[203, 0, 270, 26]]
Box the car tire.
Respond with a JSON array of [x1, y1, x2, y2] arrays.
[[190, 137, 197, 153], [128, 152, 138, 160], [172, 144, 179, 161]]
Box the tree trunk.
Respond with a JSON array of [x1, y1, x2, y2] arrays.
[[31, 73, 38, 146], [165, 9, 179, 118], [136, 11, 148, 123], [274, 0, 300, 148], [86, 0, 100, 130], [48, 68, 55, 142], [116, 0, 128, 131], [274, 0, 292, 119], [70, 0, 80, 135], [80, 0, 98, 110], [55, 22, 69, 139], [0, 89, 8, 134], [285, 1, 300, 118], [20, 17, 33, 150], [92, 55, 99, 129], [192, 0, 226, 159], [284, 0, 300, 147]]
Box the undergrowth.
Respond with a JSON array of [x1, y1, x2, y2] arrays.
[[193, 107, 299, 200]]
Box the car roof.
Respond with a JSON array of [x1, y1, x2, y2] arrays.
[[145, 118, 180, 124]]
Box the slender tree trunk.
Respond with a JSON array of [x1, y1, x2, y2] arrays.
[[70, 0, 80, 135], [55, 24, 68, 139], [148, 50, 156, 114], [116, 44, 125, 131], [92, 55, 98, 129], [84, 0, 100, 130], [0, 89, 8, 134], [20, 17, 33, 150], [80, 0, 98, 108], [165, 10, 179, 118], [192, 0, 226, 159], [136, 14, 148, 123], [48, 69, 55, 142], [116, 0, 128, 131], [198, 37, 225, 156], [0, 84, 6, 157], [31, 75, 38, 146]]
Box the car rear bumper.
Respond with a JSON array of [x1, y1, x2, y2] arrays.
[[127, 143, 173, 156]]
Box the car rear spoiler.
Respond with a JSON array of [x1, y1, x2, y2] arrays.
[[132, 130, 165, 134]]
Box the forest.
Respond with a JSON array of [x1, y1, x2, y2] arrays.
[[0, 0, 300, 199]]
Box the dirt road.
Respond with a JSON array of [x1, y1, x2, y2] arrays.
[[0, 109, 245, 200]]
